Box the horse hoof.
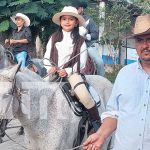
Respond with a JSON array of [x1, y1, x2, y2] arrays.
[[17, 127, 24, 136]]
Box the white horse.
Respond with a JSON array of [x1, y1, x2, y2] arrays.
[[0, 64, 113, 150]]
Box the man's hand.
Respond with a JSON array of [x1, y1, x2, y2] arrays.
[[83, 132, 105, 150], [86, 34, 91, 41], [57, 69, 68, 78]]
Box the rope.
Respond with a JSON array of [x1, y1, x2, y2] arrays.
[[7, 125, 23, 129], [66, 144, 83, 150], [5, 133, 32, 150]]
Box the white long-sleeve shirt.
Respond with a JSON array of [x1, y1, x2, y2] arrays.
[[43, 30, 87, 76]]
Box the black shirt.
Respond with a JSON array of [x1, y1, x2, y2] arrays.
[[11, 26, 32, 53]]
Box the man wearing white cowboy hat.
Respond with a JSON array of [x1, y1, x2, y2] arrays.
[[5, 13, 32, 69], [83, 14, 150, 150], [44, 6, 101, 131]]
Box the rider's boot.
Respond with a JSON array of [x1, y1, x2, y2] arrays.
[[87, 104, 101, 132]]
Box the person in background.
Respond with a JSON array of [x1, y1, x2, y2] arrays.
[[83, 14, 150, 150], [72, 0, 105, 76], [43, 6, 101, 131], [5, 13, 32, 69]]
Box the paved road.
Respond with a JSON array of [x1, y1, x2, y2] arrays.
[[0, 119, 25, 150]]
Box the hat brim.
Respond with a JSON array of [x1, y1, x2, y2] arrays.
[[52, 12, 85, 27], [127, 29, 150, 39], [11, 14, 30, 27]]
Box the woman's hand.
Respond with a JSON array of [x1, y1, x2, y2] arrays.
[[48, 67, 58, 75], [57, 69, 68, 78], [83, 132, 105, 150]]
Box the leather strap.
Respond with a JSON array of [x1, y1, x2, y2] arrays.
[[73, 81, 86, 90]]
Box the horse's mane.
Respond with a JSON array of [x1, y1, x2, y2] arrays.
[[16, 68, 44, 82]]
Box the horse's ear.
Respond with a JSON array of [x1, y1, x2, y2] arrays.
[[7, 63, 21, 80]]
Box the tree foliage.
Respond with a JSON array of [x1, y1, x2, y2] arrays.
[[132, 0, 150, 14]]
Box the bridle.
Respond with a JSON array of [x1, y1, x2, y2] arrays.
[[0, 74, 31, 149], [0, 74, 16, 119]]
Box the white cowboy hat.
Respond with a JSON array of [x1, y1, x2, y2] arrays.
[[128, 14, 150, 38], [11, 13, 30, 27], [52, 6, 85, 27]]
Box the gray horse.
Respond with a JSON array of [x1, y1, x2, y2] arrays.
[[0, 64, 113, 150]]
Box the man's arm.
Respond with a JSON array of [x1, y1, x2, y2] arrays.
[[9, 39, 29, 45], [86, 17, 99, 41], [10, 27, 32, 45]]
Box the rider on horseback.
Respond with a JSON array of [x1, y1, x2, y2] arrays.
[[5, 13, 32, 69], [43, 6, 101, 131]]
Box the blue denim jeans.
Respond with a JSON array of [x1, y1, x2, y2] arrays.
[[14, 51, 27, 69], [88, 45, 105, 76]]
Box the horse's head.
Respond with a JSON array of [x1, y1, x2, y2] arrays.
[[0, 64, 20, 119]]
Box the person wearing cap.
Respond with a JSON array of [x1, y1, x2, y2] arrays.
[[72, 0, 105, 76], [43, 6, 101, 131], [5, 13, 32, 68], [83, 14, 150, 150]]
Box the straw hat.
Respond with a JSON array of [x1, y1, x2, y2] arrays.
[[129, 14, 150, 38], [11, 13, 30, 27], [52, 6, 85, 27]]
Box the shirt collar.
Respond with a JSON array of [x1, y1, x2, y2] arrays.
[[15, 26, 25, 32], [137, 59, 150, 77], [137, 59, 142, 70], [62, 29, 71, 36]]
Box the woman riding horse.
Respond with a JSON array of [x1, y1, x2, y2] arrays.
[[43, 6, 101, 131]]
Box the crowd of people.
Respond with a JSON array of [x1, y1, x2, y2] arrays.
[[4, 0, 150, 149]]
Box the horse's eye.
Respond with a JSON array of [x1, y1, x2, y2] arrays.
[[3, 93, 11, 98]]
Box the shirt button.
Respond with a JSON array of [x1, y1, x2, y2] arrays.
[[144, 104, 147, 107], [138, 149, 140, 150], [146, 90, 148, 93], [139, 133, 142, 136], [141, 118, 144, 121]]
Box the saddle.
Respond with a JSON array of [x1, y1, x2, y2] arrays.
[[60, 79, 101, 117]]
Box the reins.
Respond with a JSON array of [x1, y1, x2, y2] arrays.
[[66, 144, 83, 150], [42, 43, 94, 79], [5, 132, 32, 150]]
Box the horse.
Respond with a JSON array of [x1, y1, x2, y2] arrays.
[[0, 64, 113, 150]]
